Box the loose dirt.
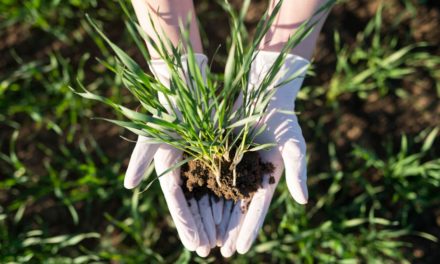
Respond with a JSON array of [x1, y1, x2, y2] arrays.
[[181, 151, 274, 202]]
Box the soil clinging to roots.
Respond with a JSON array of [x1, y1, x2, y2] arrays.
[[181, 152, 274, 202]]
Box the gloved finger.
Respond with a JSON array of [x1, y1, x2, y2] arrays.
[[281, 137, 308, 204], [236, 148, 284, 254], [220, 200, 248, 258], [195, 242, 210, 257], [211, 195, 223, 225], [216, 199, 233, 247], [154, 145, 199, 251], [187, 198, 210, 257], [125, 135, 160, 189], [197, 194, 216, 248]]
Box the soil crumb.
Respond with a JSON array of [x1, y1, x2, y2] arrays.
[[181, 152, 274, 202]]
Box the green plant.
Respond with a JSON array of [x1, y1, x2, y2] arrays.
[[74, 0, 335, 187], [325, 4, 439, 102], [351, 127, 440, 225]]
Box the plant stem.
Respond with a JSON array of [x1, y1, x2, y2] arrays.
[[232, 166, 237, 187], [215, 159, 222, 187]]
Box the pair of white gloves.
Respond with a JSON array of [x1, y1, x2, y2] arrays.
[[124, 51, 310, 257]]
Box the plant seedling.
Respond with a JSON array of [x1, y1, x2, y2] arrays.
[[73, 0, 334, 200]]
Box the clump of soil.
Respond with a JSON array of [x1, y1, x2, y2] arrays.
[[181, 152, 274, 202]]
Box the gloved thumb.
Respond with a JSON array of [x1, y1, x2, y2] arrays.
[[124, 136, 161, 189]]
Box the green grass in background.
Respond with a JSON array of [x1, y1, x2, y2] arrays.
[[0, 0, 439, 263]]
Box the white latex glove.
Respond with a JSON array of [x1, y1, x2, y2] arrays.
[[124, 54, 220, 256], [219, 51, 310, 257]]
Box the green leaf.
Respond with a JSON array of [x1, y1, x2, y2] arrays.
[[422, 127, 439, 152], [247, 143, 276, 152], [227, 115, 260, 129], [86, 15, 151, 84]]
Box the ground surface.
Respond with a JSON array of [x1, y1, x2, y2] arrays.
[[0, 0, 439, 263]]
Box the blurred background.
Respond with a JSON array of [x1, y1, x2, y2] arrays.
[[1, 0, 439, 263]]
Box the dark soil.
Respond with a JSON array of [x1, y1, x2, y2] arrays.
[[180, 151, 274, 202]]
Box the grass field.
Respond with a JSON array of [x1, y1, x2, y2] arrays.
[[1, 0, 439, 263]]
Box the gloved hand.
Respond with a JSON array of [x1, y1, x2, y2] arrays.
[[124, 54, 223, 256], [217, 50, 310, 257]]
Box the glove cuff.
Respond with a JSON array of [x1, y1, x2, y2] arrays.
[[149, 53, 208, 85], [249, 51, 310, 110], [250, 50, 310, 88]]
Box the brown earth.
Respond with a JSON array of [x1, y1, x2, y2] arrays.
[[181, 151, 274, 202]]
